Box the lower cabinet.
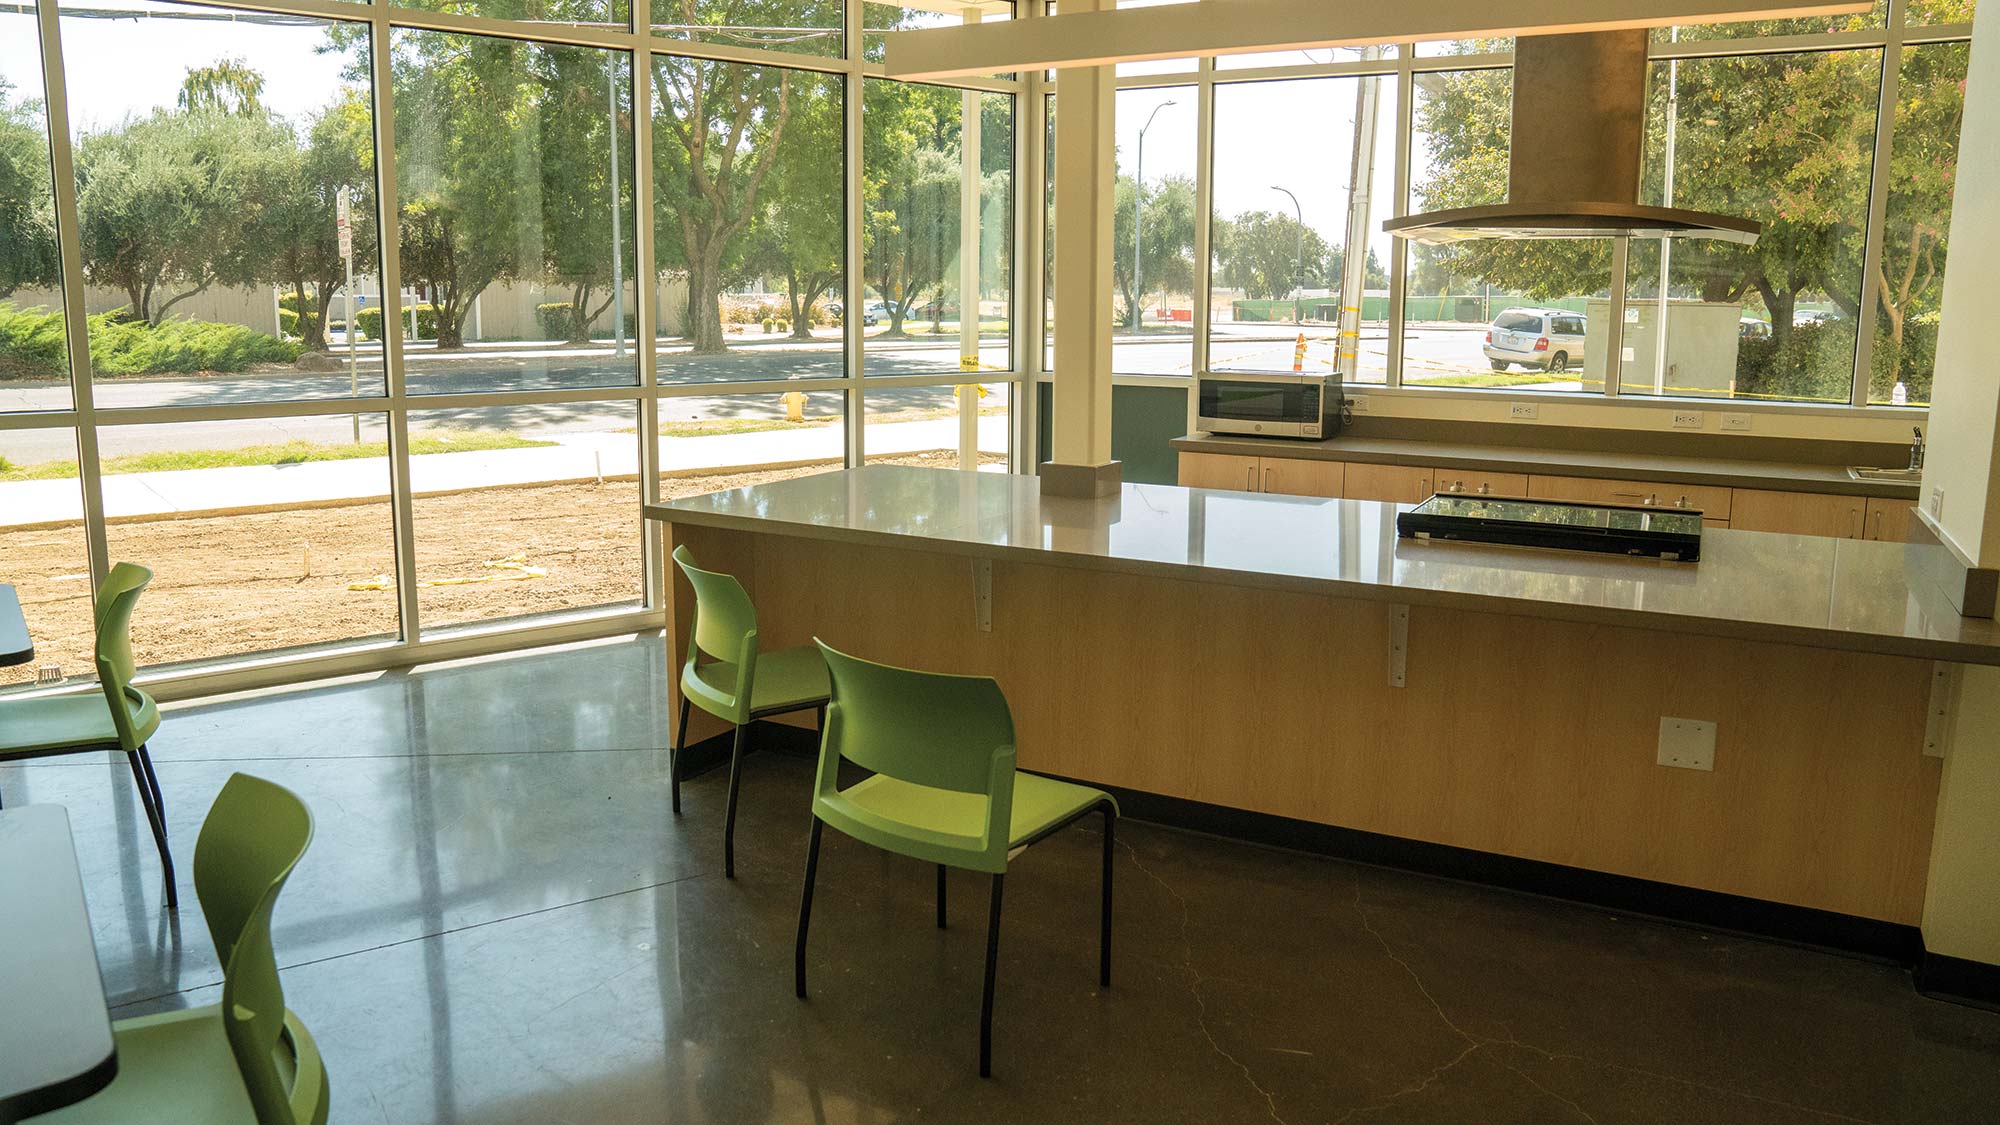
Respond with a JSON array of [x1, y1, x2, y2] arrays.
[[1431, 468, 1530, 498], [1343, 463, 1436, 505], [1527, 474, 1733, 520], [1178, 452, 1261, 493], [1865, 497, 1914, 543], [1730, 488, 1870, 539], [1177, 452, 1344, 498]]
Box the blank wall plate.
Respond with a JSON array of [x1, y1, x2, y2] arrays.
[[1672, 411, 1705, 430], [1508, 402, 1539, 421], [1347, 395, 1370, 413], [1720, 413, 1753, 432], [1658, 718, 1716, 771]]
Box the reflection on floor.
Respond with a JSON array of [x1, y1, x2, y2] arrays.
[[5, 634, 1997, 1123]]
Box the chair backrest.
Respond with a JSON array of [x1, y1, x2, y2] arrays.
[[672, 546, 760, 721], [812, 640, 1018, 872], [193, 772, 324, 1125], [92, 563, 155, 752]]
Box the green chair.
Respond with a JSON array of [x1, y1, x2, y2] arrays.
[[0, 563, 177, 908], [671, 545, 831, 878], [793, 641, 1117, 1078], [34, 771, 329, 1125]]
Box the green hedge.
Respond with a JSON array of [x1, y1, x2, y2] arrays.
[[0, 302, 302, 379], [536, 302, 582, 341], [354, 304, 438, 341]]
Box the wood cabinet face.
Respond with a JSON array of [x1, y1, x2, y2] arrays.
[[1178, 452, 1261, 493], [1864, 497, 1914, 543], [1343, 463, 1436, 505], [1431, 468, 1530, 499], [1527, 474, 1733, 520], [1261, 458, 1345, 498], [1729, 489, 1869, 539]]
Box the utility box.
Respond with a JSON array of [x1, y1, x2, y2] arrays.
[[1584, 299, 1742, 395]]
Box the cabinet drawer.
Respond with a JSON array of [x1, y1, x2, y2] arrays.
[[1729, 489, 1869, 539], [1179, 452, 1261, 493], [1527, 475, 1733, 519], [1260, 458, 1345, 499], [1865, 497, 1914, 543], [1431, 468, 1530, 498], [1342, 463, 1436, 505]]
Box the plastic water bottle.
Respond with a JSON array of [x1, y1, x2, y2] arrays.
[[1892, 381, 1908, 406]]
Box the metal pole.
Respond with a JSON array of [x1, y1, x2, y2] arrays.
[[1272, 185, 1303, 325], [1653, 30, 1678, 396], [1132, 100, 1176, 332], [343, 186, 358, 442], [609, 54, 627, 360]]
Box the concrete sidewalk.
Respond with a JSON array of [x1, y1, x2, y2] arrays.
[[0, 415, 1006, 528]]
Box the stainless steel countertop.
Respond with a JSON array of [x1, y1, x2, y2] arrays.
[[1171, 433, 1923, 499], [646, 467, 2000, 666]]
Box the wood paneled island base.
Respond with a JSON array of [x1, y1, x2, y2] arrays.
[[653, 469, 1953, 933]]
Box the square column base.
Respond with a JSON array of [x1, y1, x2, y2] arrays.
[[1039, 460, 1123, 498]]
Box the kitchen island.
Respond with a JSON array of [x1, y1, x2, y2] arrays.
[[648, 466, 1995, 938]]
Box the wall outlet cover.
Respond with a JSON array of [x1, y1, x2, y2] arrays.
[[1672, 411, 1705, 430], [1930, 486, 1945, 521], [1721, 413, 1753, 432], [1508, 402, 1539, 420], [1347, 395, 1369, 413], [1657, 717, 1716, 772]]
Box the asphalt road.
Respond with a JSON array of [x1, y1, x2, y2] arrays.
[[0, 326, 1526, 463]]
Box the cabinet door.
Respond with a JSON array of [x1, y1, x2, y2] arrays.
[[1729, 489, 1869, 539], [1432, 468, 1530, 498], [1527, 474, 1733, 520], [1179, 452, 1262, 493], [1865, 497, 1915, 543], [1261, 457, 1345, 498], [1343, 463, 1436, 505]]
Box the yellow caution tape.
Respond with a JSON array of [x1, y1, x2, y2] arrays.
[[348, 554, 546, 592]]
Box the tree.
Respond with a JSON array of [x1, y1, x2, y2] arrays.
[[73, 107, 290, 324], [0, 81, 59, 301], [1213, 209, 1333, 302], [652, 28, 797, 354], [538, 47, 634, 344], [744, 70, 842, 341], [1866, 37, 1966, 397], [259, 91, 376, 352], [1111, 172, 1196, 328], [178, 58, 265, 117]]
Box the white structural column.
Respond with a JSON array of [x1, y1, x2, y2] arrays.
[[1918, 5, 2000, 981], [960, 11, 985, 470], [1044, 0, 1120, 496]]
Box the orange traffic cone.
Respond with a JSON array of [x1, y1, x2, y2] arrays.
[[1293, 333, 1308, 374]]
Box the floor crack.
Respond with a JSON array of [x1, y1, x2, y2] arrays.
[[1121, 840, 1289, 1125]]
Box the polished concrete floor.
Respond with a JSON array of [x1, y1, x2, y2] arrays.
[[4, 634, 1998, 1123]]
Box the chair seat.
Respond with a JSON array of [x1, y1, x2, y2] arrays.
[[838, 770, 1110, 853], [35, 1004, 266, 1124], [0, 691, 157, 759], [688, 645, 831, 718]]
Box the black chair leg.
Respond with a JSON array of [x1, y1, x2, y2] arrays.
[[1100, 804, 1115, 988], [795, 818, 824, 999], [980, 873, 1005, 1078], [670, 696, 691, 815], [936, 864, 948, 929], [138, 746, 165, 821], [722, 723, 748, 878], [125, 749, 177, 910]]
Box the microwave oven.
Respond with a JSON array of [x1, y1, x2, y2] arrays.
[[1196, 371, 1345, 440]]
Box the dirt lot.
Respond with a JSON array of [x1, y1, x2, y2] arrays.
[[2, 451, 998, 689]]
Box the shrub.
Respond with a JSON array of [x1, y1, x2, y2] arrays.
[[536, 302, 583, 341], [86, 313, 303, 376], [1734, 321, 1854, 402], [0, 303, 69, 379], [354, 304, 439, 341], [277, 306, 324, 342]]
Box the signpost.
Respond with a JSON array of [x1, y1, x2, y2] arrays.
[[339, 187, 358, 443]]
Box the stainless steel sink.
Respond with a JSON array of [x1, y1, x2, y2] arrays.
[[1848, 466, 1924, 483]]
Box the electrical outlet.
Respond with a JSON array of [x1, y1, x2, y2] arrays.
[[1346, 395, 1369, 414], [1720, 413, 1753, 432], [1657, 718, 1716, 772], [1672, 411, 1705, 430], [1930, 486, 1945, 521], [1508, 402, 1539, 421]]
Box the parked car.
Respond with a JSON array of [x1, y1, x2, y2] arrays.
[[862, 301, 891, 326], [1739, 317, 1773, 340], [1793, 309, 1842, 327], [825, 301, 844, 320], [1483, 307, 1587, 374]]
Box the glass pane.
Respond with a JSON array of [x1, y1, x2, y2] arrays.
[[863, 80, 1014, 377], [394, 33, 638, 395], [1217, 44, 1397, 71], [411, 402, 641, 634], [658, 389, 846, 495], [59, 0, 385, 409], [1, 2, 68, 412], [652, 57, 844, 383], [652, 0, 842, 58], [1904, 0, 1975, 24], [1620, 49, 1881, 403], [1042, 91, 1054, 372], [1867, 41, 1968, 407], [96, 415, 398, 669], [1653, 1, 1884, 42], [863, 380, 1010, 469], [864, 1, 1013, 66], [1212, 73, 1398, 386], [1413, 39, 1511, 58], [0, 427, 91, 691], [396, 0, 629, 30], [1114, 86, 1194, 376]]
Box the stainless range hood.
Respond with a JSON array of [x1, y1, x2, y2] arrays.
[[1384, 31, 1761, 246]]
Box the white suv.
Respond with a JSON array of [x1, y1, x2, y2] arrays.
[[1484, 307, 1588, 374]]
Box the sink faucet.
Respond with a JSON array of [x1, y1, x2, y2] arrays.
[[1910, 427, 1925, 472]]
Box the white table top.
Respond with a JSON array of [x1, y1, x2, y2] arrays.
[[0, 806, 117, 1118]]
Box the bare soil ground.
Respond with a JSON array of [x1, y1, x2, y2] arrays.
[[1, 450, 998, 688]]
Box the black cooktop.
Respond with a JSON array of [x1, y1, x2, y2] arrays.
[[1396, 495, 1704, 562]]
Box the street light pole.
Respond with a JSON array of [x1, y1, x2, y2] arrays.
[[1133, 99, 1177, 331], [608, 58, 626, 360], [1272, 185, 1304, 326]]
